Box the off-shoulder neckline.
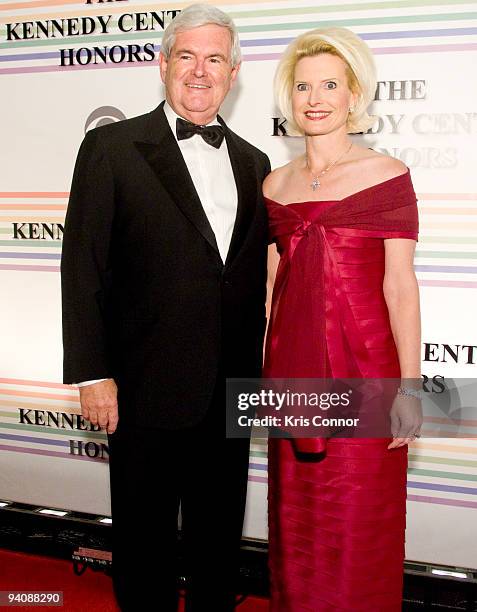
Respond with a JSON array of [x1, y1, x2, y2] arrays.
[[263, 168, 410, 207]]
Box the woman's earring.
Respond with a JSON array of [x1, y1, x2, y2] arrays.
[[349, 107, 354, 113]]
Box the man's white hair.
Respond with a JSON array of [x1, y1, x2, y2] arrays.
[[161, 4, 241, 68]]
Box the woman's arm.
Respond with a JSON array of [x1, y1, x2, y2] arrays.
[[383, 238, 422, 448], [383, 238, 421, 378]]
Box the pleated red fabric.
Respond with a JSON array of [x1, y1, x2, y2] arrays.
[[264, 170, 419, 611]]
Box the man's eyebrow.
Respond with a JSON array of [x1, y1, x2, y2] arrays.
[[208, 52, 228, 61], [173, 48, 228, 61], [173, 48, 194, 56]]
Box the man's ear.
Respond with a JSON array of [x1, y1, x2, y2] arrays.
[[159, 52, 168, 83], [229, 61, 241, 89]]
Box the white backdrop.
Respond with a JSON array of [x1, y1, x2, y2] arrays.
[[1, 0, 476, 570]]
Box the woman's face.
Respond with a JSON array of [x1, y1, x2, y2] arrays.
[[291, 53, 357, 137]]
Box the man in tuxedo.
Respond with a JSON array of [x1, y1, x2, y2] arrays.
[[61, 4, 270, 610]]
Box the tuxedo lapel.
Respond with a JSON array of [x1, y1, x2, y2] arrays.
[[134, 103, 220, 257], [221, 120, 258, 268]]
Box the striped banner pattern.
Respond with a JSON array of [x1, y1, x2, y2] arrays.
[[1, 378, 477, 509], [1, 191, 476, 287], [0, 377, 108, 463], [0, 192, 65, 273], [1, 0, 477, 74]]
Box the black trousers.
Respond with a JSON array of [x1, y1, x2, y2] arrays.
[[107, 390, 250, 612]]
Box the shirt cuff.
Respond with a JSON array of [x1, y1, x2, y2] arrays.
[[76, 378, 109, 387]]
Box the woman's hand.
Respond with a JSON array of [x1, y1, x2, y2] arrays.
[[387, 393, 423, 449]]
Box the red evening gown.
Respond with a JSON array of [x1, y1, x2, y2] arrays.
[[264, 170, 419, 611]]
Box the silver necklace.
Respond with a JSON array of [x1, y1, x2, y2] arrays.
[[306, 142, 353, 191]]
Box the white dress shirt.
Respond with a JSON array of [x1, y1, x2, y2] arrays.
[[77, 101, 238, 388], [163, 101, 237, 261]]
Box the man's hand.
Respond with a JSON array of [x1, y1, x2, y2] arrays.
[[78, 379, 119, 434]]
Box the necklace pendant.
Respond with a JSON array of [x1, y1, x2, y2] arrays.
[[311, 177, 321, 191]]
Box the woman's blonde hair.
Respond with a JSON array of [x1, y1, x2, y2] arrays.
[[274, 27, 377, 135]]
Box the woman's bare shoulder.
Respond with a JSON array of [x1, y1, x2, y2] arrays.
[[263, 159, 298, 199], [352, 147, 408, 182]]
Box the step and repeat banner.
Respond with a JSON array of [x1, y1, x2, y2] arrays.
[[1, 0, 476, 569]]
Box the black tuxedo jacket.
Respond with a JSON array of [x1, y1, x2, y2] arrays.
[[61, 102, 270, 429]]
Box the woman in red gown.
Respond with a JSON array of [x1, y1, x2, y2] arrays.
[[263, 28, 422, 611]]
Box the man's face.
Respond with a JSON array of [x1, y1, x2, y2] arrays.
[[159, 24, 240, 125]]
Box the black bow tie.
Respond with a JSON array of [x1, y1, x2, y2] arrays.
[[176, 117, 225, 149]]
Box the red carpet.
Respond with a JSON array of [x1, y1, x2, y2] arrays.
[[0, 549, 269, 611]]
